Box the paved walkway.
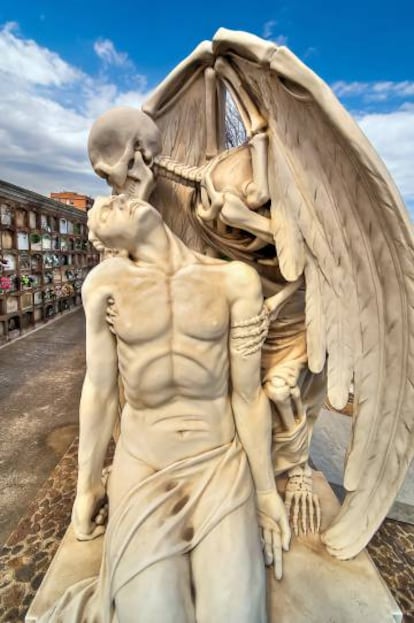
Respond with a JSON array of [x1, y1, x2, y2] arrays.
[[0, 310, 85, 545]]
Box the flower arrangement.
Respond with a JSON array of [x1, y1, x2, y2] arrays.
[[20, 274, 33, 289], [0, 275, 12, 293]]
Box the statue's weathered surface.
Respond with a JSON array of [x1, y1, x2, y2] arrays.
[[38, 28, 414, 622], [72, 193, 290, 621]]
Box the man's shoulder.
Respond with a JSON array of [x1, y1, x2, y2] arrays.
[[224, 261, 262, 299], [178, 259, 262, 302], [189, 257, 258, 278], [82, 257, 128, 300]]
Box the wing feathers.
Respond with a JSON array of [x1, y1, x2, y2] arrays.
[[270, 196, 305, 282], [304, 254, 327, 373], [324, 283, 354, 410], [215, 34, 414, 558], [147, 29, 414, 559]]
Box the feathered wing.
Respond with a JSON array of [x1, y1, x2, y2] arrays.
[[212, 29, 414, 558]]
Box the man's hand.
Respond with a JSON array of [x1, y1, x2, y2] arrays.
[[72, 483, 107, 541], [256, 489, 291, 580]]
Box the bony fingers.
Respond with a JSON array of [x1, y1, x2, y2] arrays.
[[301, 494, 307, 535], [292, 493, 301, 536], [313, 494, 321, 532], [308, 492, 315, 533], [284, 491, 293, 516]]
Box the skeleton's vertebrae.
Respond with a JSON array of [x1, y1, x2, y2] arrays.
[[153, 147, 239, 187], [153, 156, 208, 186]]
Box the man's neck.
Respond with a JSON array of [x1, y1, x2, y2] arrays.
[[131, 221, 197, 273]]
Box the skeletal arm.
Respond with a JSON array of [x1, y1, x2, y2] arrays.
[[143, 41, 213, 119]]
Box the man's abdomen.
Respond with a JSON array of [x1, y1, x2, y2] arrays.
[[119, 340, 229, 408], [120, 396, 236, 469]]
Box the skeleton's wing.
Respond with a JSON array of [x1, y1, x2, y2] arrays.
[[142, 42, 225, 250], [212, 28, 414, 559], [143, 41, 220, 164]]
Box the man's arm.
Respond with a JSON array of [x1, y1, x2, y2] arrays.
[[228, 262, 290, 577], [72, 271, 119, 540]]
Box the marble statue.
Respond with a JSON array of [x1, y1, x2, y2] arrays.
[[69, 192, 291, 621], [38, 28, 414, 622]]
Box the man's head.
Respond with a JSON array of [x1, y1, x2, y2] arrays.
[[88, 107, 162, 198], [87, 195, 162, 254]]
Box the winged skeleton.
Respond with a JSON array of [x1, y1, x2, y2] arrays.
[[87, 28, 414, 560]]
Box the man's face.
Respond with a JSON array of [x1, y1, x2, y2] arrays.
[[88, 195, 135, 252], [87, 195, 157, 253]]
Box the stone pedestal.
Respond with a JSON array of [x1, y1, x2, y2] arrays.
[[26, 471, 402, 622]]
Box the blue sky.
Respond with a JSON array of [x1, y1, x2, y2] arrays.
[[0, 0, 413, 215]]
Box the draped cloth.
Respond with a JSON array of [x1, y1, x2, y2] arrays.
[[39, 437, 253, 622], [262, 293, 309, 475]]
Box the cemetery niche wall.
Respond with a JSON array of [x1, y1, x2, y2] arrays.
[[0, 180, 100, 344], [28, 28, 413, 623]]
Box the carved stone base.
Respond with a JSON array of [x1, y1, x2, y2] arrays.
[[273, 471, 402, 622], [26, 470, 402, 622]]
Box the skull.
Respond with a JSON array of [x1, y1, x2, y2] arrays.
[[88, 107, 162, 200]]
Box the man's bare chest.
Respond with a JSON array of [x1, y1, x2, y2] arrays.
[[108, 270, 229, 344]]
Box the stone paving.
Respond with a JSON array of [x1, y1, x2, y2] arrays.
[[0, 439, 115, 623], [368, 522, 414, 621], [0, 440, 79, 622], [0, 310, 86, 546]]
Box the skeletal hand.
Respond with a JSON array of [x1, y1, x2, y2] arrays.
[[285, 465, 321, 535], [256, 489, 291, 580], [264, 365, 305, 432]]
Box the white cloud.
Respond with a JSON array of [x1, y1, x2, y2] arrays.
[[93, 38, 130, 68], [0, 23, 150, 197], [0, 22, 81, 86], [332, 80, 414, 102], [273, 34, 288, 46], [304, 46, 317, 59], [3, 21, 19, 33], [357, 107, 414, 210], [331, 78, 414, 216], [263, 20, 277, 39], [81, 83, 149, 120], [262, 20, 288, 45]]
